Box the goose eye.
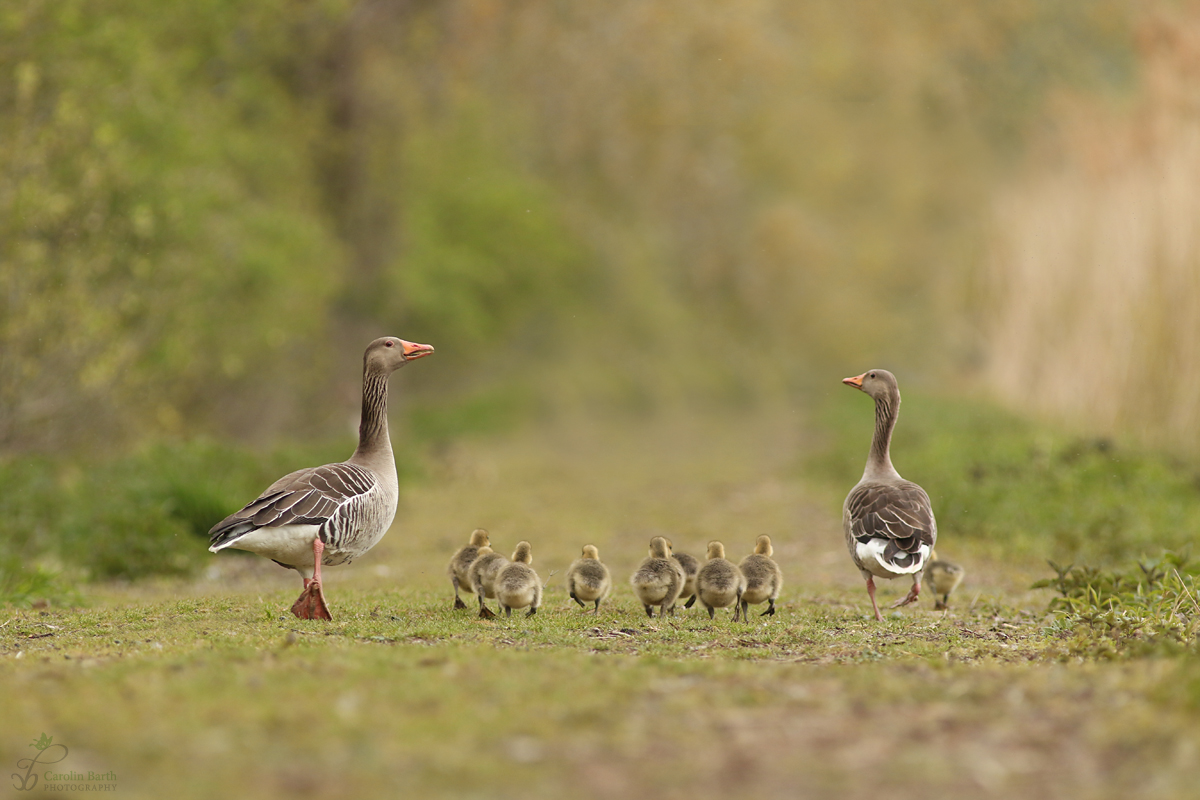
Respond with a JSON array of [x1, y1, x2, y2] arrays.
[[869, 372, 876, 378], [385, 340, 395, 347]]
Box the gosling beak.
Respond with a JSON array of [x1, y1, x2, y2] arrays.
[[401, 340, 435, 361], [842, 373, 865, 388]]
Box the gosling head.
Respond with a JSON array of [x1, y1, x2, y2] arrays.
[[649, 536, 672, 559], [469, 528, 490, 547], [581, 544, 600, 560], [512, 541, 533, 564], [706, 541, 726, 560], [754, 535, 773, 557], [475, 545, 494, 558]]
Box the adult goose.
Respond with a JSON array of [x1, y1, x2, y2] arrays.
[[842, 369, 936, 621], [208, 336, 434, 620]]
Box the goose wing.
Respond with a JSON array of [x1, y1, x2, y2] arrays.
[[208, 462, 377, 549], [845, 480, 936, 571]]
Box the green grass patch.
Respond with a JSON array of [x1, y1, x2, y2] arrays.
[[4, 590, 1200, 799], [805, 390, 1200, 565]]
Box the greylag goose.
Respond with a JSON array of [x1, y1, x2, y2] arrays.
[[469, 546, 508, 619], [565, 544, 612, 613], [670, 546, 700, 609], [448, 528, 491, 609], [739, 534, 783, 619], [696, 541, 747, 621], [208, 336, 433, 620], [494, 541, 542, 618], [927, 550, 965, 611], [630, 536, 685, 618], [842, 369, 936, 621]]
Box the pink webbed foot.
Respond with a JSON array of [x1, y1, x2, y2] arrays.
[[291, 580, 332, 620], [291, 538, 333, 620], [889, 582, 921, 609]]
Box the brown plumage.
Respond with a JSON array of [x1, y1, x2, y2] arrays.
[[630, 536, 685, 618], [565, 544, 612, 613], [696, 541, 747, 621], [208, 336, 433, 620], [842, 369, 937, 621], [494, 541, 542, 618], [738, 534, 783, 620]]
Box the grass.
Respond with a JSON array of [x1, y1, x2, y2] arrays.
[[4, 589, 1200, 799], [5, 402, 1200, 798]]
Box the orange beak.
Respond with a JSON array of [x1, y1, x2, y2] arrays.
[[400, 340, 435, 361], [842, 373, 865, 388]]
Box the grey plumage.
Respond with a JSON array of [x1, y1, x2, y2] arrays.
[[927, 551, 965, 610], [630, 536, 685, 618], [448, 528, 491, 609], [672, 550, 700, 609], [696, 541, 747, 621], [842, 369, 937, 621], [566, 544, 612, 613], [739, 534, 783, 619], [207, 336, 433, 620], [469, 546, 508, 619], [494, 541, 542, 618]]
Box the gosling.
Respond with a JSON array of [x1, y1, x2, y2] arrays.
[[671, 547, 701, 610], [448, 528, 491, 609], [738, 534, 783, 620], [469, 545, 509, 619], [927, 550, 965, 610], [565, 544, 612, 613], [494, 541, 542, 618], [696, 541, 747, 621], [630, 536, 686, 618]]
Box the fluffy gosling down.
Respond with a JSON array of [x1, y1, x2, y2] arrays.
[[696, 541, 748, 622], [927, 550, 965, 610], [448, 528, 491, 610], [671, 548, 701, 610], [494, 541, 542, 618], [565, 544, 612, 613], [631, 536, 686, 618], [739, 534, 783, 619], [469, 545, 508, 620]]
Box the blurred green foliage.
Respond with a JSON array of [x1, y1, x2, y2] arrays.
[[807, 390, 1200, 564], [0, 1, 1163, 585], [0, 436, 382, 602], [0, 0, 1143, 455]]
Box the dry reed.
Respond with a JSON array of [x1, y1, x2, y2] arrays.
[[984, 8, 1200, 449]]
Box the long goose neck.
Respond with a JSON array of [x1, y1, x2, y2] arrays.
[[865, 391, 900, 480], [350, 368, 393, 469]]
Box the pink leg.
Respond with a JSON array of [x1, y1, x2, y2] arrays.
[[291, 538, 333, 621], [866, 576, 884, 621], [890, 578, 921, 609]]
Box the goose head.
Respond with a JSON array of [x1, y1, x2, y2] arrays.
[[581, 544, 600, 560], [469, 528, 490, 547], [706, 541, 726, 560], [753, 535, 773, 557], [365, 336, 435, 375], [842, 369, 900, 404]]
